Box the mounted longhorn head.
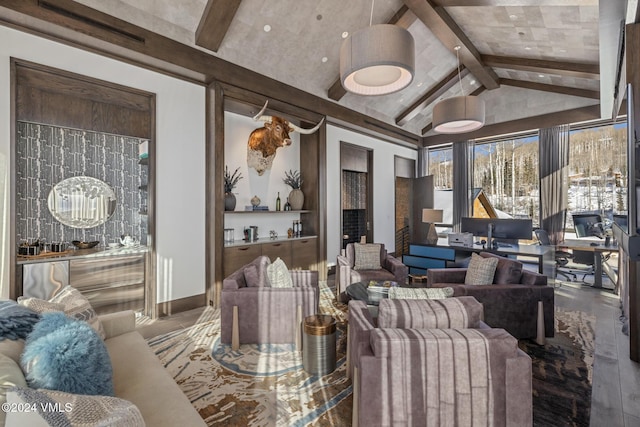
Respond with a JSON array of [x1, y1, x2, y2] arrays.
[[247, 101, 324, 175]]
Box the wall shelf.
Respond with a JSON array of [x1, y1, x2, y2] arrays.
[[224, 210, 311, 214]]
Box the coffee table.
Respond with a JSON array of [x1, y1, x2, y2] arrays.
[[345, 281, 396, 306]]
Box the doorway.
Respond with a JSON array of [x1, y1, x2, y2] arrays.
[[340, 143, 373, 249]]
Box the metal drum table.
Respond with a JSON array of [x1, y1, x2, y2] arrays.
[[302, 314, 336, 375]]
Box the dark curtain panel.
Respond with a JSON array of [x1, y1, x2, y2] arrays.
[[418, 147, 428, 177], [539, 125, 570, 244], [453, 141, 473, 232]]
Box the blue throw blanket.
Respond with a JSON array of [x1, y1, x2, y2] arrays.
[[0, 300, 40, 341]]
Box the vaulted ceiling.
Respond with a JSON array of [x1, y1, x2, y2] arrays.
[[1, 1, 634, 146]]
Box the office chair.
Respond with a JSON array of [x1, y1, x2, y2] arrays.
[[570, 213, 609, 284], [534, 229, 576, 282]]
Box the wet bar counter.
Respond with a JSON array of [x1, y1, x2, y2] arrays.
[[16, 246, 149, 314]]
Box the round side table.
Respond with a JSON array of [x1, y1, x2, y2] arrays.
[[302, 314, 336, 375]]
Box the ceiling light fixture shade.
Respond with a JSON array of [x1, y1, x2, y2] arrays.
[[432, 95, 486, 134], [340, 24, 415, 95]]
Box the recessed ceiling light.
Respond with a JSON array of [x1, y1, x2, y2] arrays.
[[470, 80, 476, 85], [538, 74, 545, 78], [316, 14, 323, 21], [509, 14, 518, 20], [321, 57, 328, 63], [559, 48, 567, 53], [342, 31, 349, 39], [417, 82, 423, 87], [263, 24, 271, 32], [524, 46, 531, 50]]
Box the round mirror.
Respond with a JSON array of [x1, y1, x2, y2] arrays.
[[47, 176, 117, 228]]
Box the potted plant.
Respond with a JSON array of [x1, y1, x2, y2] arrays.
[[224, 166, 243, 211], [283, 169, 304, 210]]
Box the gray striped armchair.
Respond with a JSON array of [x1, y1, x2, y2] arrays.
[[347, 297, 532, 427]]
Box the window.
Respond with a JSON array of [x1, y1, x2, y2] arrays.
[[427, 146, 453, 190], [473, 135, 540, 226], [567, 122, 627, 230]]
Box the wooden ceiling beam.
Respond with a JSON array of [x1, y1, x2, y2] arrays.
[[420, 86, 486, 135], [421, 104, 600, 145], [500, 78, 600, 99], [482, 54, 600, 80], [195, 0, 242, 53], [395, 65, 469, 126], [327, 4, 416, 101], [403, 0, 500, 90], [432, 0, 598, 6], [0, 0, 421, 146]]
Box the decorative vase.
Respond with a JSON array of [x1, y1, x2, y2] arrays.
[[288, 189, 304, 210], [224, 192, 236, 211]]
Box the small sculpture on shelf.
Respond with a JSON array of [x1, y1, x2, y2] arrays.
[[224, 166, 243, 211], [283, 169, 304, 210]]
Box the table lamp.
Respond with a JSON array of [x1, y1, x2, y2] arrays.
[[422, 209, 443, 245]]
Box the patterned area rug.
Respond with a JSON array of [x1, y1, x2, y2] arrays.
[[519, 308, 595, 427], [147, 287, 595, 427], [146, 285, 352, 426]]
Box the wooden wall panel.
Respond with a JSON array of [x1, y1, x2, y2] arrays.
[[15, 61, 153, 138]]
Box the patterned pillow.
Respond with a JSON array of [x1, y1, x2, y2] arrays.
[[353, 243, 382, 270], [266, 257, 293, 288], [19, 286, 105, 340], [388, 287, 454, 299], [464, 253, 499, 285], [6, 387, 144, 427]]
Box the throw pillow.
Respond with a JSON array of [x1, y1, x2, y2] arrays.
[[388, 287, 454, 299], [6, 387, 144, 427], [0, 300, 41, 341], [19, 286, 105, 340], [21, 312, 114, 396], [353, 243, 382, 270], [267, 257, 294, 288], [0, 354, 27, 426], [464, 253, 499, 285]]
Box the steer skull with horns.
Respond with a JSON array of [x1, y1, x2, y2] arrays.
[[247, 101, 324, 175]]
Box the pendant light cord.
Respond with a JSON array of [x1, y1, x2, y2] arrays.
[[456, 46, 465, 95], [369, 0, 375, 27]]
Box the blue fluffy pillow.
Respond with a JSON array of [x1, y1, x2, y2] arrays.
[[21, 312, 114, 396]]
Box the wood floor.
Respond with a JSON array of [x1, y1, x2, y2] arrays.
[[135, 274, 640, 426]]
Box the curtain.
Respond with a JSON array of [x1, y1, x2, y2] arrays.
[[539, 124, 570, 244], [452, 141, 473, 232], [417, 147, 428, 177]]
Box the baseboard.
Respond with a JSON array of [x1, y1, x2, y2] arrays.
[[156, 293, 205, 317]]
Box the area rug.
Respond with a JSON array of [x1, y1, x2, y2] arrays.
[[148, 287, 595, 427], [519, 308, 595, 427], [146, 285, 352, 426]]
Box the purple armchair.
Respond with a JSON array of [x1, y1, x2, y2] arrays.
[[348, 297, 532, 427], [336, 243, 408, 301], [221, 256, 319, 350], [426, 252, 554, 340]]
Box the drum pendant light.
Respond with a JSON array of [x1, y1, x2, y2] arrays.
[[340, 1, 415, 95], [432, 46, 485, 133]]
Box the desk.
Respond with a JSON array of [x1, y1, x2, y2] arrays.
[[404, 243, 554, 277], [559, 239, 618, 290]]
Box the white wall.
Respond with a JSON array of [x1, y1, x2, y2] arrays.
[[0, 26, 206, 303], [223, 112, 302, 240], [326, 125, 418, 266]]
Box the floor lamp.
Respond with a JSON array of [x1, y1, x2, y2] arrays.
[[422, 209, 443, 245]]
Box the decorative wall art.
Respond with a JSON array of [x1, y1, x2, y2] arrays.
[[247, 101, 323, 175]]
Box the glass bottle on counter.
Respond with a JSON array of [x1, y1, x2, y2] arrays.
[[284, 197, 291, 211], [276, 192, 281, 211], [298, 220, 303, 237]]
